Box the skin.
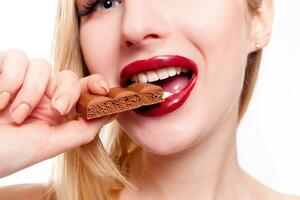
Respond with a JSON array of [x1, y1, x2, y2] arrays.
[[0, 0, 299, 199], [0, 49, 115, 178], [77, 0, 259, 157], [77, 0, 298, 199]]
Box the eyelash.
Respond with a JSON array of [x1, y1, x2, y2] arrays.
[[78, 0, 121, 17]]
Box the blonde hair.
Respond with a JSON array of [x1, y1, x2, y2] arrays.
[[46, 0, 263, 199]]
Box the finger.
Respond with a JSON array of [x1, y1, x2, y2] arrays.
[[45, 115, 117, 158], [46, 70, 81, 116], [0, 113, 117, 176], [0, 50, 28, 110], [0, 51, 4, 68], [28, 92, 63, 126], [8, 59, 52, 124], [80, 74, 109, 95]]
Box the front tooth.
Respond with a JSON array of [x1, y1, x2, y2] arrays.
[[146, 71, 159, 82], [175, 67, 182, 75], [156, 68, 169, 80], [137, 73, 148, 83], [167, 67, 177, 77]]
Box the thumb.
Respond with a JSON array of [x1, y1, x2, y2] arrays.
[[47, 114, 118, 155], [80, 74, 109, 95]]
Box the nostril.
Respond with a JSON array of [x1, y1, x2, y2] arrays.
[[147, 34, 159, 39], [126, 41, 133, 47], [124, 33, 160, 47]]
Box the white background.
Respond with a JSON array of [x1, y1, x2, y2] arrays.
[[0, 0, 300, 197]]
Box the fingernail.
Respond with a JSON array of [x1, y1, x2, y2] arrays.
[[53, 94, 71, 115], [98, 80, 109, 93], [11, 103, 31, 124], [0, 91, 11, 110]]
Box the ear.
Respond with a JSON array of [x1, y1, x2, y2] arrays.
[[247, 0, 274, 53]]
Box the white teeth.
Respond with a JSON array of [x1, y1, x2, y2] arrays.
[[156, 68, 169, 80], [163, 91, 173, 99], [137, 73, 148, 83], [167, 67, 177, 77], [146, 71, 159, 82], [175, 67, 181, 75], [129, 66, 191, 83]]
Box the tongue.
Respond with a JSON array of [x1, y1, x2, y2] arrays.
[[154, 73, 190, 94]]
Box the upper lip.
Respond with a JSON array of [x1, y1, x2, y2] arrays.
[[119, 55, 199, 87]]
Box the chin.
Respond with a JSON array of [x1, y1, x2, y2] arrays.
[[116, 100, 214, 156], [118, 120, 202, 156]]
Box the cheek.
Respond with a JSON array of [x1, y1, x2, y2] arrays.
[[170, 0, 249, 111], [79, 17, 121, 86], [183, 0, 249, 121]]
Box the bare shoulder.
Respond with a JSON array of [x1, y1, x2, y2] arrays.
[[0, 183, 51, 200]]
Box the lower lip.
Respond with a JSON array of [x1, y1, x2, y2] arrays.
[[133, 73, 197, 117]]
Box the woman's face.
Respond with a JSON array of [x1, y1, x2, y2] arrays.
[[76, 0, 253, 155]]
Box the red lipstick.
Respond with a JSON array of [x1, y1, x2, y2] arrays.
[[119, 55, 198, 117]]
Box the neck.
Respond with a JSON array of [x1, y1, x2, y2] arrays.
[[127, 106, 249, 200]]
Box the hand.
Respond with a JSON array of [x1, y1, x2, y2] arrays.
[[0, 50, 115, 177]]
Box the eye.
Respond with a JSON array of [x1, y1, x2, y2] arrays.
[[78, 0, 122, 17], [100, 0, 122, 10]]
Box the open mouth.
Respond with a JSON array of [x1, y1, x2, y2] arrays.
[[120, 55, 198, 117], [124, 66, 194, 99]]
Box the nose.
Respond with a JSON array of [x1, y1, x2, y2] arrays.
[[120, 1, 169, 48]]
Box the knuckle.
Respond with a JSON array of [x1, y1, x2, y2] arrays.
[[58, 70, 79, 80], [63, 72, 80, 88], [1, 50, 29, 77], [66, 70, 79, 80], [30, 58, 52, 70], [5, 49, 28, 61], [56, 80, 80, 95], [3, 74, 23, 85]]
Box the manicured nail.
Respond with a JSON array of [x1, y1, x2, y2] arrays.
[[11, 103, 31, 124], [0, 91, 11, 110], [53, 94, 71, 115], [98, 80, 109, 93]]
